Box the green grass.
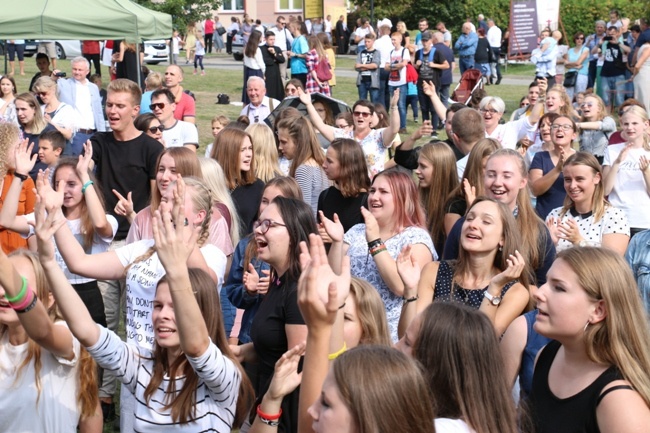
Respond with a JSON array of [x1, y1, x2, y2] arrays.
[[8, 57, 529, 153]]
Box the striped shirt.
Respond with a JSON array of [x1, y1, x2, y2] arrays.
[[87, 326, 241, 432]]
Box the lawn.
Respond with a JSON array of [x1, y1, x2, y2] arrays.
[[6, 56, 529, 153]]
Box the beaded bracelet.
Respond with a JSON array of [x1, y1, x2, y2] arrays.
[[367, 238, 383, 250], [370, 245, 387, 257], [81, 180, 94, 194], [6, 276, 28, 304], [16, 293, 38, 314]]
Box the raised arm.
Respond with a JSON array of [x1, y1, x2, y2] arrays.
[[298, 88, 335, 142], [0, 139, 36, 234], [381, 89, 400, 146], [602, 145, 631, 195], [152, 184, 210, 358], [396, 251, 437, 338], [77, 141, 113, 239], [34, 195, 101, 348], [422, 81, 448, 121]]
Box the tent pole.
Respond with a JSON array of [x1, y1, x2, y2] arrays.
[[136, 41, 142, 89]]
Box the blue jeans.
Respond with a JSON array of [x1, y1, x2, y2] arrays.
[[601, 74, 626, 108], [459, 56, 475, 74], [358, 79, 379, 103], [490, 47, 501, 79], [65, 131, 94, 157], [389, 84, 407, 129]]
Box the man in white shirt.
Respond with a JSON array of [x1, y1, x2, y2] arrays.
[[324, 15, 333, 42], [150, 88, 199, 151], [55, 57, 106, 156], [271, 16, 294, 81], [374, 19, 394, 109], [487, 19, 503, 84], [355, 18, 375, 51], [240, 76, 280, 124]]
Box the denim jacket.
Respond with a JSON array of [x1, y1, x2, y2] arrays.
[[222, 236, 271, 343], [625, 229, 650, 315]]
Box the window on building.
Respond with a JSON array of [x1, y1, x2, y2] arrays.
[[222, 0, 244, 11], [278, 0, 303, 11]]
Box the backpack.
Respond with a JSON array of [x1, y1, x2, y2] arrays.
[[216, 93, 230, 104], [316, 55, 333, 81], [417, 48, 436, 80]]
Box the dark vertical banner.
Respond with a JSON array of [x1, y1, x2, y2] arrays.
[[509, 0, 539, 59]]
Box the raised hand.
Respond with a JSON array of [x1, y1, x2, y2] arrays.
[[615, 143, 633, 165], [557, 218, 583, 244], [297, 87, 312, 105], [545, 216, 560, 245], [76, 140, 93, 181], [490, 250, 525, 287], [390, 87, 400, 107], [14, 138, 37, 176], [298, 233, 351, 329], [411, 121, 434, 140], [360, 206, 380, 242], [243, 263, 263, 296], [422, 80, 437, 97], [112, 189, 134, 217], [640, 155, 650, 173], [462, 178, 477, 207], [266, 343, 306, 401], [32, 194, 67, 264], [152, 175, 198, 271], [318, 211, 344, 243], [36, 169, 64, 212], [396, 245, 421, 294]]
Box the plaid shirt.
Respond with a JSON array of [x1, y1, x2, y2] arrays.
[[305, 49, 331, 96]]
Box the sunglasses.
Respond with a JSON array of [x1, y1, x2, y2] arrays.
[[148, 125, 164, 133], [353, 111, 371, 118], [37, 92, 48, 97], [149, 102, 167, 111]]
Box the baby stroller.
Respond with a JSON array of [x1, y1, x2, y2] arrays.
[[449, 69, 484, 105]]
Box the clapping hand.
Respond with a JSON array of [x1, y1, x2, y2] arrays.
[[32, 194, 66, 264], [557, 218, 583, 244], [318, 211, 344, 243], [298, 233, 351, 329], [360, 207, 380, 242], [462, 178, 477, 207], [490, 250, 525, 287], [266, 343, 306, 401], [76, 141, 93, 181], [36, 169, 63, 213], [396, 245, 421, 295], [14, 138, 37, 176]]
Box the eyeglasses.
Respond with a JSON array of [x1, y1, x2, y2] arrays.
[[551, 124, 574, 131], [581, 102, 595, 108], [353, 111, 371, 118], [254, 219, 286, 234], [148, 125, 164, 133], [480, 108, 500, 115], [149, 102, 167, 111]]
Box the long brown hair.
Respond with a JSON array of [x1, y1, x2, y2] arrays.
[[143, 268, 254, 425], [414, 302, 518, 433], [53, 158, 105, 250], [276, 116, 325, 177], [418, 142, 459, 253], [210, 128, 257, 189], [307, 34, 327, 59], [349, 278, 391, 346], [151, 147, 202, 214], [2, 250, 98, 418], [328, 138, 370, 197]]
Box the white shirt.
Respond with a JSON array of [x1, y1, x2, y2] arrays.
[[324, 19, 332, 33], [374, 35, 394, 66], [487, 25, 502, 48], [162, 119, 199, 148], [240, 96, 280, 124], [271, 26, 294, 51], [456, 154, 469, 181], [486, 115, 536, 149], [75, 80, 95, 129]]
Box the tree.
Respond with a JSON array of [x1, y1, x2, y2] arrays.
[[135, 0, 222, 31]]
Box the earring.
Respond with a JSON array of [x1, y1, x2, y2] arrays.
[[584, 320, 591, 332], [498, 245, 503, 252]]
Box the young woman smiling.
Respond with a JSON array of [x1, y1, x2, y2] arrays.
[[398, 197, 529, 337], [323, 169, 436, 342], [546, 152, 629, 255], [529, 247, 650, 433], [529, 115, 577, 219], [14, 92, 51, 178], [576, 94, 615, 164], [299, 89, 400, 177], [603, 106, 650, 236]]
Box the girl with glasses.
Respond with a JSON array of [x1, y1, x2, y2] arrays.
[[576, 94, 615, 164], [529, 115, 577, 219]]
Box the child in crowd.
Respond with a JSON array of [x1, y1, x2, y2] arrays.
[[205, 115, 230, 156], [530, 29, 557, 79], [168, 30, 183, 65], [407, 78, 419, 123], [194, 30, 206, 76], [37, 130, 65, 183]]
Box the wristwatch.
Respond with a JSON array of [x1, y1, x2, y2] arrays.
[[14, 172, 29, 183], [484, 291, 502, 306]]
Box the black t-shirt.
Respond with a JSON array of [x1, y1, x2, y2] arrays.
[[231, 178, 265, 235], [21, 124, 54, 180], [359, 49, 377, 81], [317, 187, 368, 233], [91, 131, 163, 239], [600, 41, 626, 77], [415, 47, 446, 88]]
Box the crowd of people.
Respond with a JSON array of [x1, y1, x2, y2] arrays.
[[1, 8, 650, 433]]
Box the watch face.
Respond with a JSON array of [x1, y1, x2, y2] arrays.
[[491, 297, 502, 306]]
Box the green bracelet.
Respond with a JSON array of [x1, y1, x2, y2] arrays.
[[81, 180, 94, 194], [6, 276, 28, 303]]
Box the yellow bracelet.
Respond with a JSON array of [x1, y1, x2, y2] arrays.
[[328, 342, 347, 360]]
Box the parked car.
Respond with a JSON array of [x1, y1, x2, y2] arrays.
[[0, 40, 38, 57], [143, 40, 169, 64]]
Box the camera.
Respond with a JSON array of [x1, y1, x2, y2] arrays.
[[603, 36, 613, 42], [54, 72, 67, 77]]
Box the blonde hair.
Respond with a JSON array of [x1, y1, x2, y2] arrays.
[[622, 106, 650, 150], [558, 247, 650, 408], [0, 122, 20, 177], [198, 157, 241, 246], [144, 72, 163, 91], [349, 278, 392, 347], [559, 152, 608, 222], [246, 123, 282, 182]]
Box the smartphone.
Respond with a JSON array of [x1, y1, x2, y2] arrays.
[[55, 72, 67, 77]]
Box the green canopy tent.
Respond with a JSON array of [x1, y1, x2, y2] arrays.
[[0, 0, 172, 40], [0, 0, 173, 79]]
